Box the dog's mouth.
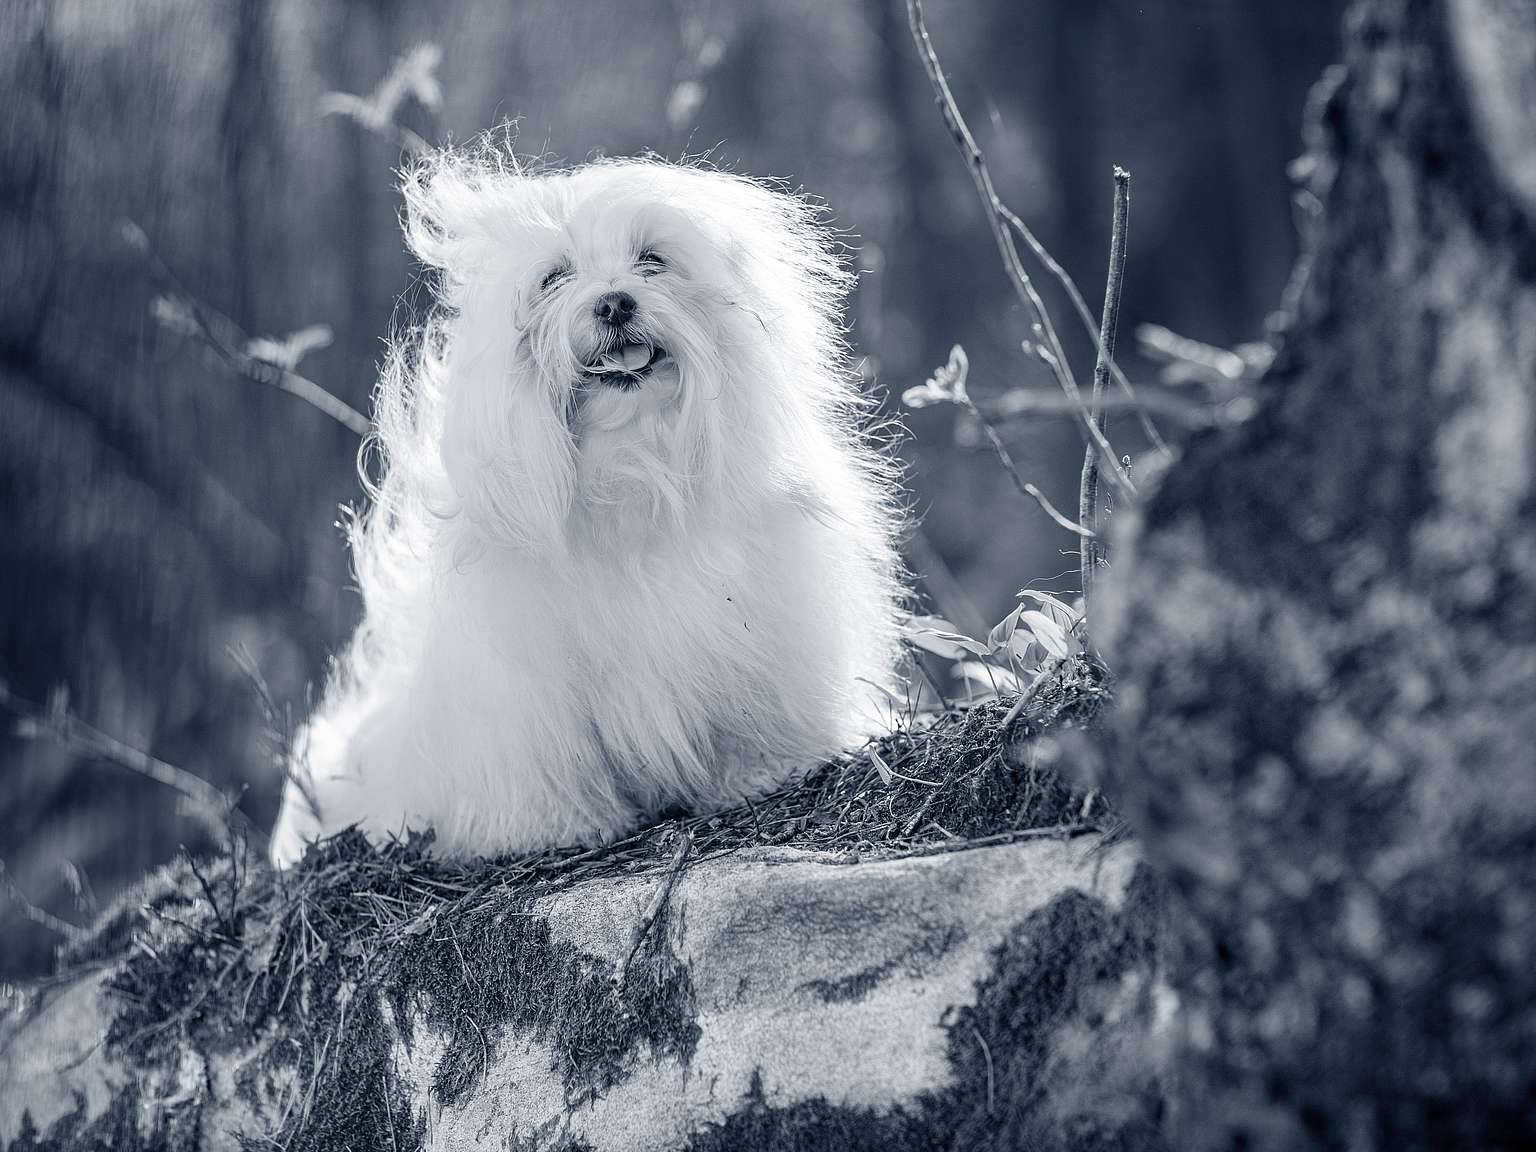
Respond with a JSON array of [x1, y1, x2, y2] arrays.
[[581, 341, 668, 390]]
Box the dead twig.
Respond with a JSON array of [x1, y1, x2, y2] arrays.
[[996, 202, 1169, 456], [0, 859, 88, 944], [999, 651, 1070, 733], [122, 221, 370, 438], [1079, 169, 1132, 628], [1, 682, 257, 844], [906, 348, 1094, 538], [904, 0, 1135, 499], [966, 396, 1094, 538], [611, 827, 693, 993]]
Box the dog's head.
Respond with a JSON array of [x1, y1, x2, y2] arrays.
[[399, 152, 852, 551]]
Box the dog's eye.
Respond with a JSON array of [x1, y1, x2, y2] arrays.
[[539, 263, 571, 293], [635, 249, 668, 277]]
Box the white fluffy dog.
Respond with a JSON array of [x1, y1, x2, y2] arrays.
[[269, 150, 906, 867]]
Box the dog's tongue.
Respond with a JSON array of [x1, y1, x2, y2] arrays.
[[596, 344, 651, 373]]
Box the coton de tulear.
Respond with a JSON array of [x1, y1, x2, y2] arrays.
[[269, 151, 905, 867]]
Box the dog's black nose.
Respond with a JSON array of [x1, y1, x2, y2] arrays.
[[593, 290, 637, 326]]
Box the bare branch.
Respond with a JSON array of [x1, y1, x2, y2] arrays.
[[1080, 169, 1132, 622], [962, 398, 1095, 538], [1135, 322, 1265, 392], [124, 221, 371, 438], [1, 681, 260, 845], [995, 202, 1170, 456], [999, 650, 1070, 732], [904, 0, 1135, 498], [906, 346, 1095, 537], [980, 386, 1224, 427], [0, 859, 88, 943]]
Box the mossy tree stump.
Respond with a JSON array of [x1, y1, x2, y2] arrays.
[[0, 834, 1158, 1151]]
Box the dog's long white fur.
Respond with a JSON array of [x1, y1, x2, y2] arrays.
[[269, 151, 905, 867]]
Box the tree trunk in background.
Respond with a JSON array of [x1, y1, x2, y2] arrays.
[[1105, 0, 1536, 1146]]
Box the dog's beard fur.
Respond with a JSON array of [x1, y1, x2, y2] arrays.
[[270, 151, 906, 867]]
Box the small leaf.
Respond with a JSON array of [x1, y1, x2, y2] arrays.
[[1007, 627, 1039, 664], [905, 613, 954, 631], [986, 604, 1025, 653], [952, 660, 1022, 695], [906, 628, 992, 660], [903, 614, 992, 657], [1016, 588, 1081, 626], [869, 748, 894, 786], [902, 344, 970, 409], [1021, 610, 1069, 659]]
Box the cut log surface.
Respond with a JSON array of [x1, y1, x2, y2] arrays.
[[0, 835, 1161, 1151]]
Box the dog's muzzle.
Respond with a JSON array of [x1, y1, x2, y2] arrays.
[[582, 342, 668, 389]]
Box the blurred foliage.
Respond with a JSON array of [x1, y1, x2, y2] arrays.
[[0, 0, 1341, 977]]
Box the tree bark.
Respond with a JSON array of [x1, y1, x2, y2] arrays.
[[1104, 0, 1536, 1147]]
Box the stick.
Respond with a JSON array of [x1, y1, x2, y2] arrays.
[[124, 221, 370, 437], [0, 860, 88, 943], [999, 651, 1069, 732], [904, 0, 1135, 499], [962, 398, 1095, 537], [997, 203, 1169, 456], [981, 385, 1217, 427], [1, 682, 251, 843], [611, 827, 692, 992], [1079, 170, 1131, 629]]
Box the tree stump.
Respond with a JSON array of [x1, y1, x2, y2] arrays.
[[1, 835, 1160, 1151]]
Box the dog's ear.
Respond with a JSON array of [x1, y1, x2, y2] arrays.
[[438, 278, 576, 551], [404, 154, 576, 550], [399, 149, 531, 282]]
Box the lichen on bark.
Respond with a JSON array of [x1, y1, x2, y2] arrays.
[[1103, 0, 1536, 1146]]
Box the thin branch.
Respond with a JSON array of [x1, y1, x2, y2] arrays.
[[980, 386, 1221, 427], [124, 221, 370, 438], [611, 826, 692, 992], [904, 0, 1135, 498], [1, 682, 258, 844], [0, 859, 88, 943], [1080, 169, 1131, 624], [208, 335, 370, 438], [997, 203, 1170, 456], [1000, 649, 1071, 732], [962, 398, 1094, 538]]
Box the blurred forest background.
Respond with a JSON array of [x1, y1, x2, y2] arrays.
[[1, 0, 1340, 978]]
